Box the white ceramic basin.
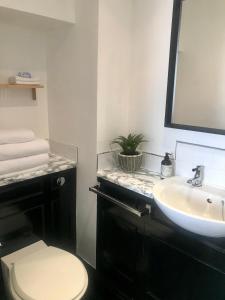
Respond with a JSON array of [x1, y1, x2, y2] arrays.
[[153, 177, 225, 237]]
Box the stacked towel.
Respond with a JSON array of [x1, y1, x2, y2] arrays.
[[0, 129, 35, 144], [0, 154, 49, 176], [0, 129, 49, 177], [0, 139, 49, 160], [8, 72, 40, 85]]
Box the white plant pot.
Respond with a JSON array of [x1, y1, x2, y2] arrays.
[[118, 152, 143, 172]]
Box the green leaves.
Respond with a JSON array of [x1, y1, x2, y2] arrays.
[[112, 133, 146, 155]]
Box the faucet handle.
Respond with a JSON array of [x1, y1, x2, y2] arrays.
[[192, 165, 204, 172], [188, 165, 204, 187], [193, 166, 204, 182]]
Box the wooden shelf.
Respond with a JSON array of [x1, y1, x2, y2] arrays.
[[0, 83, 44, 100]]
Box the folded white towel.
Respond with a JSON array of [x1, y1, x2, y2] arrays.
[[0, 153, 49, 176], [0, 129, 35, 145], [16, 76, 40, 82], [0, 139, 49, 161], [11, 81, 41, 85], [9, 76, 40, 84]]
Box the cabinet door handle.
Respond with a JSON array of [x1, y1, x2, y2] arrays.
[[57, 177, 66, 186], [89, 185, 150, 218]]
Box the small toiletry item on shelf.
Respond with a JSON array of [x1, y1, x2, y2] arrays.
[[161, 153, 173, 179], [17, 72, 32, 79]]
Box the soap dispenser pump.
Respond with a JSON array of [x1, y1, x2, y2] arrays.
[[161, 153, 173, 179]]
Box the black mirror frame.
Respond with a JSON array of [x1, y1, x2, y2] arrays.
[[164, 0, 225, 135]]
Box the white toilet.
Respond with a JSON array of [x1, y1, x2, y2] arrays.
[[1, 240, 88, 300]]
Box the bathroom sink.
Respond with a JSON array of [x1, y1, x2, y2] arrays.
[[153, 177, 225, 237]]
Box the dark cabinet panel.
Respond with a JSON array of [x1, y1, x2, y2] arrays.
[[49, 169, 76, 253], [145, 235, 225, 300], [0, 168, 76, 257], [0, 178, 44, 205], [95, 179, 225, 300], [97, 194, 146, 300], [0, 195, 46, 250], [0, 200, 46, 258]]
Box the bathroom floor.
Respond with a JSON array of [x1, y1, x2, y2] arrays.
[[83, 260, 121, 300], [1, 285, 6, 300], [82, 261, 105, 300]]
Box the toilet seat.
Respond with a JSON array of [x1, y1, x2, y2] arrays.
[[10, 246, 88, 300]]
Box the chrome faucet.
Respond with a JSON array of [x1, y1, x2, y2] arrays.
[[187, 165, 204, 187]]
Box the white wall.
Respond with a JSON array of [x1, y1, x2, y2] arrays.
[[0, 0, 75, 23], [97, 0, 133, 153], [47, 0, 98, 267], [129, 0, 225, 161], [97, 0, 174, 155], [129, 0, 173, 154], [0, 22, 49, 139]]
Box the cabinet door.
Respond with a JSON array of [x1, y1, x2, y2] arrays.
[[97, 199, 144, 300], [0, 194, 46, 257], [49, 169, 76, 253], [144, 235, 225, 300]]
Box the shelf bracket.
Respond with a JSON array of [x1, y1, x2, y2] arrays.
[[32, 88, 37, 100]]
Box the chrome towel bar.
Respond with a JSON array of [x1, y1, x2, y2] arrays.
[[89, 185, 150, 218]]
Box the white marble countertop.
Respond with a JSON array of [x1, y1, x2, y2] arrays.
[[97, 168, 162, 199], [0, 154, 76, 187]]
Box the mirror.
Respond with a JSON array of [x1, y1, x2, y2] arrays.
[[165, 0, 225, 135]]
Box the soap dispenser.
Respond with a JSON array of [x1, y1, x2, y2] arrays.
[[161, 153, 173, 179]]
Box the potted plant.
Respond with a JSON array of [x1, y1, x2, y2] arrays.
[[112, 133, 146, 172]]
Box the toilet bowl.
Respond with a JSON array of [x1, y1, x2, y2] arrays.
[[1, 241, 88, 300]]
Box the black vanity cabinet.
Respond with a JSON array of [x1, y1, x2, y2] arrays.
[[0, 168, 76, 259], [94, 178, 225, 300]]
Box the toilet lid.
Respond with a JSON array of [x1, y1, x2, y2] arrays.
[[11, 246, 88, 300]]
